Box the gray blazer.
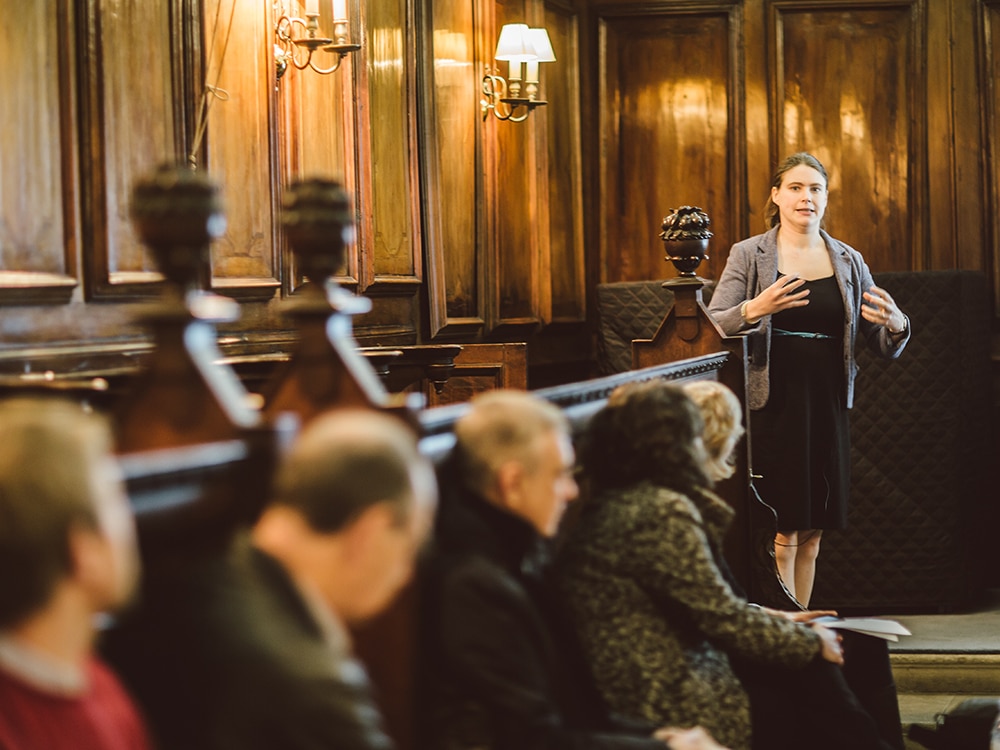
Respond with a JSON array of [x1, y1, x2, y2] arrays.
[[707, 226, 910, 410]]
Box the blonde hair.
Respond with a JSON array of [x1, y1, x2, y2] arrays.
[[682, 381, 744, 482]]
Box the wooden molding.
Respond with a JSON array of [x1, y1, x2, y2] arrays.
[[0, 272, 78, 306], [418, 0, 487, 338]]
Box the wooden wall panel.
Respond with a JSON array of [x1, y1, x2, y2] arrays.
[[544, 2, 586, 323], [492, 0, 542, 328], [0, 0, 79, 304], [205, 0, 281, 300], [426, 342, 528, 404], [84, 0, 181, 299], [943, 0, 986, 276], [598, 9, 739, 284], [421, 0, 486, 336], [981, 0, 1000, 303], [772, 3, 922, 273], [277, 0, 357, 290], [363, 0, 423, 292]]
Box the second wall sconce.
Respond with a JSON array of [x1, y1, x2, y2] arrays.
[[482, 24, 556, 122], [274, 0, 360, 79]]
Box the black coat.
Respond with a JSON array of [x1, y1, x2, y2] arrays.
[[418, 489, 663, 750], [104, 534, 392, 750]]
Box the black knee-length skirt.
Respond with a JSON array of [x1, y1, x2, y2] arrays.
[[750, 333, 850, 531]]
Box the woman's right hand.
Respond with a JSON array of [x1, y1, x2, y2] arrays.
[[744, 275, 809, 320], [810, 623, 844, 665]]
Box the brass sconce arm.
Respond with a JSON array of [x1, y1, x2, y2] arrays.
[[481, 24, 556, 123], [481, 69, 545, 122], [273, 4, 360, 80]]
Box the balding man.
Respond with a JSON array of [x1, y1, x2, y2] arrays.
[[419, 390, 728, 750], [109, 409, 437, 750]]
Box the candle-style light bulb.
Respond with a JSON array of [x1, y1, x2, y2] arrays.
[[333, 0, 347, 20], [525, 60, 539, 84], [305, 0, 319, 16], [508, 60, 523, 86]]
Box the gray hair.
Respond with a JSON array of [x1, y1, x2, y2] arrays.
[[453, 390, 569, 497]]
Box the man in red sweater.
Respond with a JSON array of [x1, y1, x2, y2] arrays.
[[0, 398, 150, 750]]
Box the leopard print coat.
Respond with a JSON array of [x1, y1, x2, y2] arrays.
[[555, 481, 822, 750]]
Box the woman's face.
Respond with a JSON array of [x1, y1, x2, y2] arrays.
[[771, 163, 828, 232]]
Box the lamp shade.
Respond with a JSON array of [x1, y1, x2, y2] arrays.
[[525, 28, 556, 63], [494, 24, 538, 62]]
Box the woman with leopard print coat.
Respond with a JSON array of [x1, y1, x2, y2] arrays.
[[554, 381, 893, 750]]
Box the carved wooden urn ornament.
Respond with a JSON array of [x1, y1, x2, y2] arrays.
[[280, 178, 355, 290], [660, 205, 712, 277], [131, 164, 227, 299]]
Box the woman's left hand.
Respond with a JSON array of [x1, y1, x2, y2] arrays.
[[862, 285, 905, 332]]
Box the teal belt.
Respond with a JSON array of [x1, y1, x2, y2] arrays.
[[772, 327, 834, 340]]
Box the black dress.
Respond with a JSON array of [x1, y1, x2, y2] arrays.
[[750, 275, 849, 531]]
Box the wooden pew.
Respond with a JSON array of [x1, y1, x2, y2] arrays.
[[110, 351, 733, 750], [102, 170, 739, 750], [623, 218, 796, 610]]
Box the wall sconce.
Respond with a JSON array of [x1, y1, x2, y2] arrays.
[[274, 0, 360, 80], [482, 24, 556, 122]]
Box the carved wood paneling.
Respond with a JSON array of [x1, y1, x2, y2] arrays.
[[421, 0, 487, 337], [940, 0, 985, 276], [492, 0, 542, 330], [980, 0, 1000, 303], [543, 2, 586, 323], [204, 0, 281, 301], [597, 8, 740, 284], [361, 0, 423, 295], [771, 2, 923, 273], [81, 0, 183, 300], [426, 342, 528, 405], [0, 0, 79, 305], [276, 1, 358, 292]]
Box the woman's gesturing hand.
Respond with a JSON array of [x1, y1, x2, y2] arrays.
[[743, 275, 810, 321], [861, 285, 905, 332]]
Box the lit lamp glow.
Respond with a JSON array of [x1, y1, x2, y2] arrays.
[[493, 24, 537, 99], [482, 23, 555, 122], [523, 28, 555, 101]]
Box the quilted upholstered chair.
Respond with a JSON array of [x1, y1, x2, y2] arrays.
[[595, 280, 716, 375]]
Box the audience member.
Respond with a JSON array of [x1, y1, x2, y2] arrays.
[[0, 398, 150, 750], [419, 389, 729, 750], [556, 381, 893, 750], [682, 380, 903, 750], [106, 409, 437, 750]]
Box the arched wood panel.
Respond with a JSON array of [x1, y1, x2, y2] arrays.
[[597, 7, 743, 284], [980, 0, 1000, 305], [771, 2, 924, 273], [81, 0, 185, 300], [491, 0, 542, 331], [204, 0, 281, 302], [0, 0, 80, 305], [362, 0, 424, 296], [421, 0, 488, 337], [544, 1, 587, 324]]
